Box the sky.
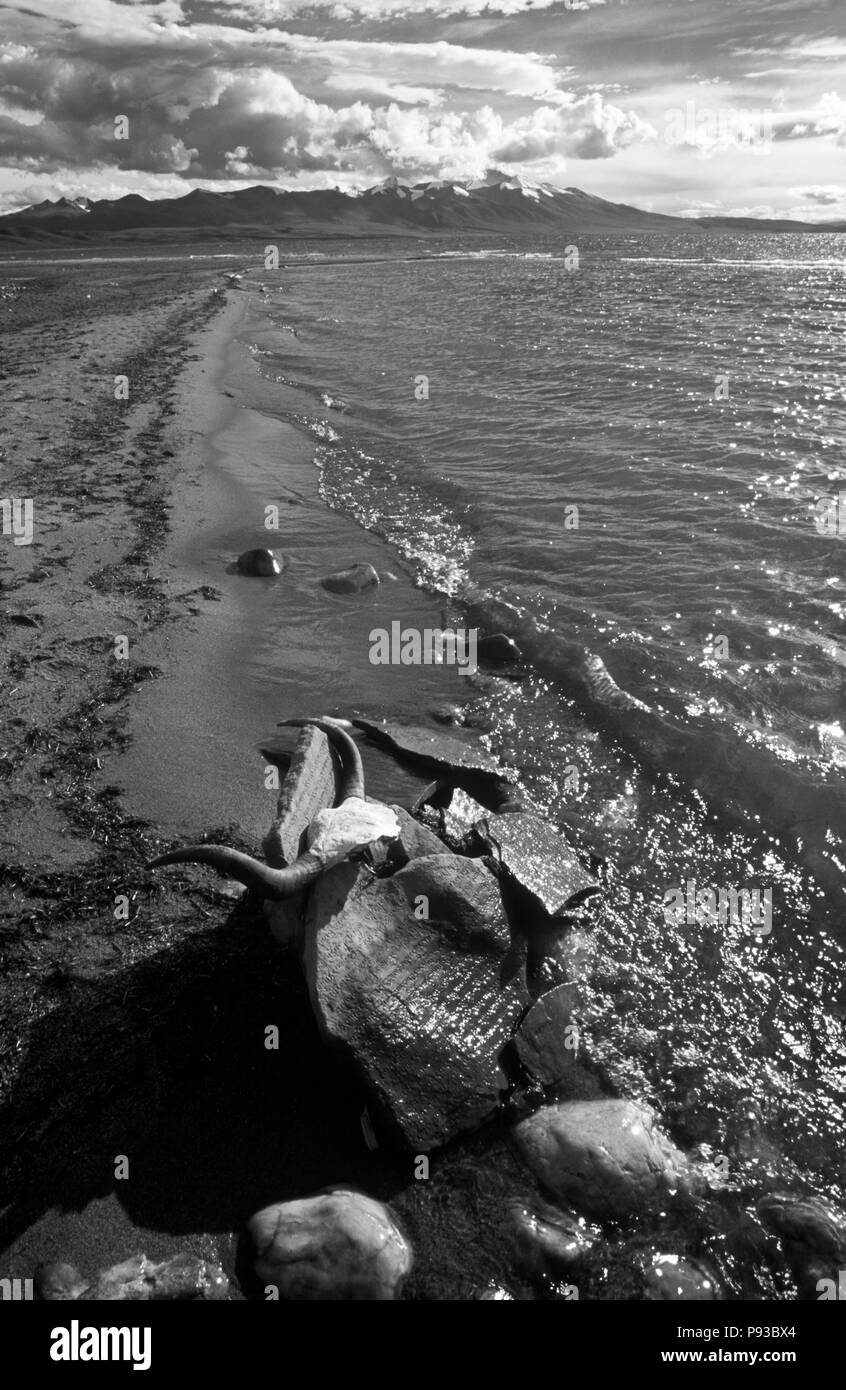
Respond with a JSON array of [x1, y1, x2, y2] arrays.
[[0, 0, 844, 218]]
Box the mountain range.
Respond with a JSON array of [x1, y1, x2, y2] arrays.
[[1, 174, 843, 243]]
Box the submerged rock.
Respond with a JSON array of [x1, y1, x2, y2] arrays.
[[304, 853, 528, 1149], [509, 1198, 600, 1279], [321, 562, 380, 594], [757, 1192, 846, 1295], [353, 718, 521, 811], [514, 983, 585, 1088], [643, 1254, 719, 1301], [513, 1098, 700, 1220], [248, 1190, 411, 1300], [236, 548, 283, 577], [477, 634, 522, 665], [473, 810, 600, 920], [430, 703, 465, 725]]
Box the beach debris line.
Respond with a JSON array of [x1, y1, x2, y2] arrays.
[[36, 1252, 230, 1301]]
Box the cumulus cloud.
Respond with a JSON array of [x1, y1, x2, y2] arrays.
[[0, 9, 651, 187], [792, 184, 845, 205]]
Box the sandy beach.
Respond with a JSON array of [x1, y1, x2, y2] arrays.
[[0, 256, 526, 1300]]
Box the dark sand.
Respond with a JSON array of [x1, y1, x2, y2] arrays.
[[0, 255, 543, 1301]]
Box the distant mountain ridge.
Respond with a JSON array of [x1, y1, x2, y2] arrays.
[[1, 174, 843, 242]]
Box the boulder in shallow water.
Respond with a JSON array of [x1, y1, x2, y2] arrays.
[[474, 810, 600, 921], [321, 562, 379, 594], [757, 1192, 846, 1295], [514, 1098, 700, 1220], [353, 717, 520, 810], [248, 1190, 411, 1300], [236, 547, 283, 577], [304, 853, 528, 1149], [514, 982, 586, 1088], [509, 1198, 600, 1279], [477, 633, 522, 665]]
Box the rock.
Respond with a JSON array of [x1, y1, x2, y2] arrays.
[[470, 1283, 515, 1300], [514, 983, 584, 1087], [262, 725, 340, 869], [304, 854, 528, 1149], [513, 1099, 700, 1220], [477, 634, 522, 665], [321, 562, 380, 594], [260, 724, 340, 947], [392, 853, 511, 954], [35, 1262, 89, 1301], [509, 1198, 600, 1279], [236, 548, 283, 577], [353, 718, 520, 811], [248, 1190, 411, 1300], [385, 805, 449, 869], [440, 788, 493, 851], [430, 703, 464, 726], [757, 1193, 846, 1295], [644, 1254, 719, 1301], [757, 1193, 846, 1263], [86, 1253, 229, 1300], [473, 810, 600, 920]]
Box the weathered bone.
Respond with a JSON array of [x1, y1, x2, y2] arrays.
[[146, 718, 397, 898]]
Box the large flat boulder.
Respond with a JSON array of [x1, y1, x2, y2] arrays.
[[513, 1098, 700, 1220], [260, 725, 341, 948], [352, 718, 520, 811], [473, 810, 600, 919], [304, 853, 528, 1150], [261, 724, 340, 868]]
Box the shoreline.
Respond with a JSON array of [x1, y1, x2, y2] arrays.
[[0, 259, 519, 1298]]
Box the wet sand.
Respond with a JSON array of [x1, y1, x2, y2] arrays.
[[0, 256, 525, 1300]]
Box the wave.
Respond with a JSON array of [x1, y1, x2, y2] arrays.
[[459, 582, 846, 904]]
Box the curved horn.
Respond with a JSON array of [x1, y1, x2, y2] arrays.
[[146, 844, 324, 899], [279, 716, 365, 801]]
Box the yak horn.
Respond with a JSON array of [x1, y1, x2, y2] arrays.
[[278, 716, 365, 801], [146, 844, 324, 899]]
